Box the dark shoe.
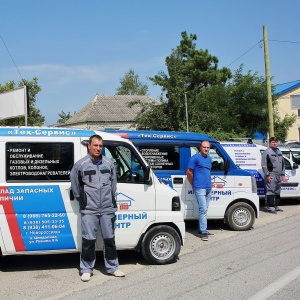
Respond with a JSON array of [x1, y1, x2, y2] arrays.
[[275, 207, 283, 212], [201, 233, 208, 241], [198, 231, 215, 237], [267, 209, 277, 214]]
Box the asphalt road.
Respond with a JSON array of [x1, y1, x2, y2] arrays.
[[1, 199, 300, 300]]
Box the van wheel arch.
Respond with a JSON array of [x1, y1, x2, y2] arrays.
[[141, 225, 181, 265], [225, 202, 255, 231]]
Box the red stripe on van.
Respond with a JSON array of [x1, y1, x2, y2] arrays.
[[0, 187, 26, 252]]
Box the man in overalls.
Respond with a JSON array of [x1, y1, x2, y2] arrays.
[[70, 134, 125, 282], [261, 137, 285, 213]]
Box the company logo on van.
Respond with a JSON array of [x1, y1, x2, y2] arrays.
[[137, 133, 178, 139], [115, 192, 135, 210], [0, 128, 94, 137], [211, 176, 227, 188]]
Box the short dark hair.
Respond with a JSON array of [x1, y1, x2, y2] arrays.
[[89, 134, 103, 144], [269, 136, 278, 143], [200, 140, 210, 147]]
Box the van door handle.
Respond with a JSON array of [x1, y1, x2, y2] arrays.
[[173, 178, 183, 184]]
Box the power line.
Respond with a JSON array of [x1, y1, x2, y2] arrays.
[[0, 34, 24, 80], [269, 39, 300, 44], [227, 40, 262, 67], [227, 39, 300, 68]]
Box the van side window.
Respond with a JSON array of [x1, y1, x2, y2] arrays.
[[190, 145, 225, 171], [137, 145, 180, 170], [6, 142, 74, 182], [283, 157, 292, 170], [104, 145, 145, 183]]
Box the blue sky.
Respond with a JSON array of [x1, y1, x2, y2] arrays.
[[1, 0, 300, 125]]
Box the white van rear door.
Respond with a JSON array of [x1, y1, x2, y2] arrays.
[[281, 156, 300, 198]]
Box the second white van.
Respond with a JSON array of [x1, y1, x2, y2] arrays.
[[221, 142, 300, 199]]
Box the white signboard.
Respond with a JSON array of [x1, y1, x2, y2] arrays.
[[0, 86, 27, 120]]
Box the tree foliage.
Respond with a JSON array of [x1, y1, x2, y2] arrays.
[[273, 109, 297, 142], [134, 31, 232, 131], [116, 69, 148, 95], [0, 77, 44, 126], [226, 66, 270, 137], [131, 30, 296, 141], [57, 110, 75, 124]]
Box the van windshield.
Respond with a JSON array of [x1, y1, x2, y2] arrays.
[[104, 145, 145, 183]]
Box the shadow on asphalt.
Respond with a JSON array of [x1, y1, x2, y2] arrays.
[[1, 199, 299, 273], [0, 249, 147, 273], [186, 197, 300, 237]]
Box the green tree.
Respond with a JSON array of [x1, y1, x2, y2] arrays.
[[140, 31, 232, 131], [128, 96, 171, 130], [57, 110, 75, 124], [226, 66, 270, 137], [273, 109, 296, 142], [116, 69, 148, 95], [0, 77, 44, 126]]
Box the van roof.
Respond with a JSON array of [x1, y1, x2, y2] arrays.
[[104, 130, 218, 143], [220, 141, 267, 150], [0, 126, 126, 142]]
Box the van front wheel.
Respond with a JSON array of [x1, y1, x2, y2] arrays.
[[141, 226, 181, 265], [225, 202, 255, 231]]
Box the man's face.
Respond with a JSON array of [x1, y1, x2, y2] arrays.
[[269, 140, 278, 149], [88, 137, 103, 159], [200, 141, 210, 156]]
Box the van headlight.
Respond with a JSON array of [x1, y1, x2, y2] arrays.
[[251, 176, 257, 193]]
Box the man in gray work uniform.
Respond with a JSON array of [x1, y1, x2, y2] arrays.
[[70, 134, 125, 282], [261, 136, 285, 213]]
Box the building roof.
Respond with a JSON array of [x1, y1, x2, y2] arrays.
[[273, 80, 300, 95], [64, 94, 156, 125]]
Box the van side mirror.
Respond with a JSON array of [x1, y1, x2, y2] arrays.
[[144, 166, 152, 185], [293, 162, 299, 169], [224, 160, 230, 173]]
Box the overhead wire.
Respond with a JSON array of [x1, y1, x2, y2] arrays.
[[0, 33, 24, 81], [227, 40, 262, 67], [227, 39, 300, 68]]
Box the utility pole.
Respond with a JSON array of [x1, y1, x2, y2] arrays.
[[263, 25, 274, 137]]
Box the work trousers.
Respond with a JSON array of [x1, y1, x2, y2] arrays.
[[80, 213, 119, 274], [265, 174, 282, 209]]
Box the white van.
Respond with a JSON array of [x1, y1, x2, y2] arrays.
[[0, 127, 185, 265], [104, 130, 260, 231], [221, 142, 300, 199], [279, 147, 300, 165]]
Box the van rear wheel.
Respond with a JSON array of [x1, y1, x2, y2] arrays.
[[141, 226, 181, 265], [225, 202, 255, 231]]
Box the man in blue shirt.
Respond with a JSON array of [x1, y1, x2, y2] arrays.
[[187, 140, 214, 241]]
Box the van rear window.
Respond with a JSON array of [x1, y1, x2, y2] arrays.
[[6, 142, 74, 182]]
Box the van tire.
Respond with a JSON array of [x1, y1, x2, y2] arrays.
[[225, 202, 255, 231], [141, 225, 181, 265]]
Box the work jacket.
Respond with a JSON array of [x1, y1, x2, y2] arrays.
[[70, 154, 117, 214], [261, 147, 285, 177]]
